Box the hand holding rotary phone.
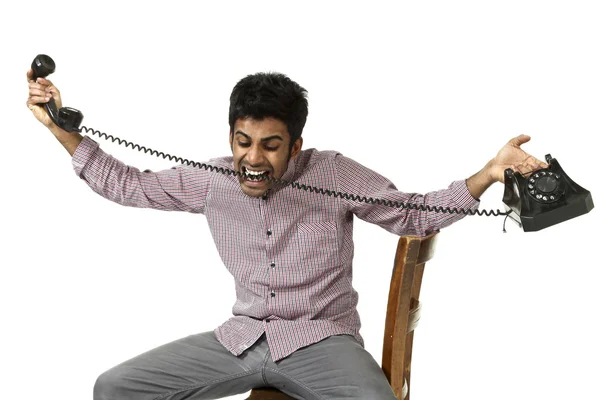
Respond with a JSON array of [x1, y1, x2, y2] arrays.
[[27, 54, 594, 232]]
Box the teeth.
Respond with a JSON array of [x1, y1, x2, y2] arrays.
[[243, 167, 267, 176], [242, 167, 268, 181]]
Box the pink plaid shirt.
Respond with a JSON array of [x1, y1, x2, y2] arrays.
[[72, 136, 479, 362]]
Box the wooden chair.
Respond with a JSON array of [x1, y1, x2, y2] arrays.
[[247, 232, 439, 400]]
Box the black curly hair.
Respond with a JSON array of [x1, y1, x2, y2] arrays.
[[229, 72, 308, 148]]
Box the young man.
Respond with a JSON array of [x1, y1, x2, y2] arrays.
[[27, 69, 547, 400]]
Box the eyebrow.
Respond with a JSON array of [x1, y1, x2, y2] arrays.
[[235, 131, 284, 142]]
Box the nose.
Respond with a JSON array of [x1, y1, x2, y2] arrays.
[[246, 144, 265, 166]]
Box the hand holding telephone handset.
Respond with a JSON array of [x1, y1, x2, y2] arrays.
[[30, 55, 84, 132], [30, 54, 594, 232]]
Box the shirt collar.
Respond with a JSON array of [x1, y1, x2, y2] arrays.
[[264, 153, 299, 198]]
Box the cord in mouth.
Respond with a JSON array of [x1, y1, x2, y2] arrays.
[[242, 166, 270, 181]]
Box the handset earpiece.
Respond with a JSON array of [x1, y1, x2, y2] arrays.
[[31, 54, 84, 132]]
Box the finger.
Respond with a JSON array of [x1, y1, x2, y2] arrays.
[[26, 68, 35, 83], [521, 158, 538, 174], [513, 164, 524, 175], [529, 159, 544, 171], [524, 155, 539, 168], [513, 162, 532, 176], [509, 134, 531, 147], [29, 88, 48, 97], [36, 77, 53, 86], [46, 85, 59, 96], [27, 95, 50, 106], [515, 155, 538, 172], [525, 155, 549, 170], [37, 78, 60, 96], [28, 82, 47, 91]]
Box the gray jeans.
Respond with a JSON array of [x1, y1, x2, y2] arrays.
[[94, 331, 397, 400]]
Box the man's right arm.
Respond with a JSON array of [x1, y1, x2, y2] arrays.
[[71, 136, 210, 213], [27, 68, 209, 214], [50, 124, 83, 156]]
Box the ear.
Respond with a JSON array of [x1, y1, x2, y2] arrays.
[[229, 131, 233, 150], [289, 137, 303, 160]]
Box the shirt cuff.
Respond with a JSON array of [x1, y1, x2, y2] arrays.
[[72, 136, 100, 177], [457, 178, 481, 208]]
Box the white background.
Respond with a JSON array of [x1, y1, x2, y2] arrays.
[[1, 1, 599, 399]]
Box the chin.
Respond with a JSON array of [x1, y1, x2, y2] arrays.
[[239, 180, 270, 198], [242, 188, 267, 197]]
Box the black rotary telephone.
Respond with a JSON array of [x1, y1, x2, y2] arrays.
[[502, 157, 593, 231], [30, 54, 594, 232]]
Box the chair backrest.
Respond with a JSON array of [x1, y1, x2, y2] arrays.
[[381, 231, 439, 399], [248, 232, 439, 400]]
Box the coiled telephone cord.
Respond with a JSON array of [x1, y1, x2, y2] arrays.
[[79, 126, 512, 219]]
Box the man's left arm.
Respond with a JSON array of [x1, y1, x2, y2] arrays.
[[335, 155, 479, 238], [466, 134, 548, 200], [335, 134, 546, 237]]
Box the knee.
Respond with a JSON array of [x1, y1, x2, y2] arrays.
[[93, 366, 129, 400]]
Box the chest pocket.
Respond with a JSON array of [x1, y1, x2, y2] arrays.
[[296, 220, 340, 269]]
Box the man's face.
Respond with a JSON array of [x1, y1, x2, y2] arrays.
[[230, 117, 303, 197]]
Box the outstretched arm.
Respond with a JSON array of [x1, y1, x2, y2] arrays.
[[335, 154, 479, 237], [27, 68, 209, 213]]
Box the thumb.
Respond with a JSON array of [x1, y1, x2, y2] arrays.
[[509, 134, 531, 147], [26, 68, 35, 83]]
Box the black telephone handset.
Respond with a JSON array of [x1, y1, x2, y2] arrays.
[[502, 154, 594, 231], [31, 54, 84, 132], [33, 54, 594, 232]]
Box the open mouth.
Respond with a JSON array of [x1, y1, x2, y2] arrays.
[[241, 166, 271, 182]]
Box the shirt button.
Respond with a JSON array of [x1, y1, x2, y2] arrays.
[[270, 262, 275, 268], [267, 230, 272, 236], [266, 318, 271, 323], [270, 291, 275, 297]]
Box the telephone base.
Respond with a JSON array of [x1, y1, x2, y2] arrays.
[[502, 155, 594, 232], [505, 192, 594, 232]]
